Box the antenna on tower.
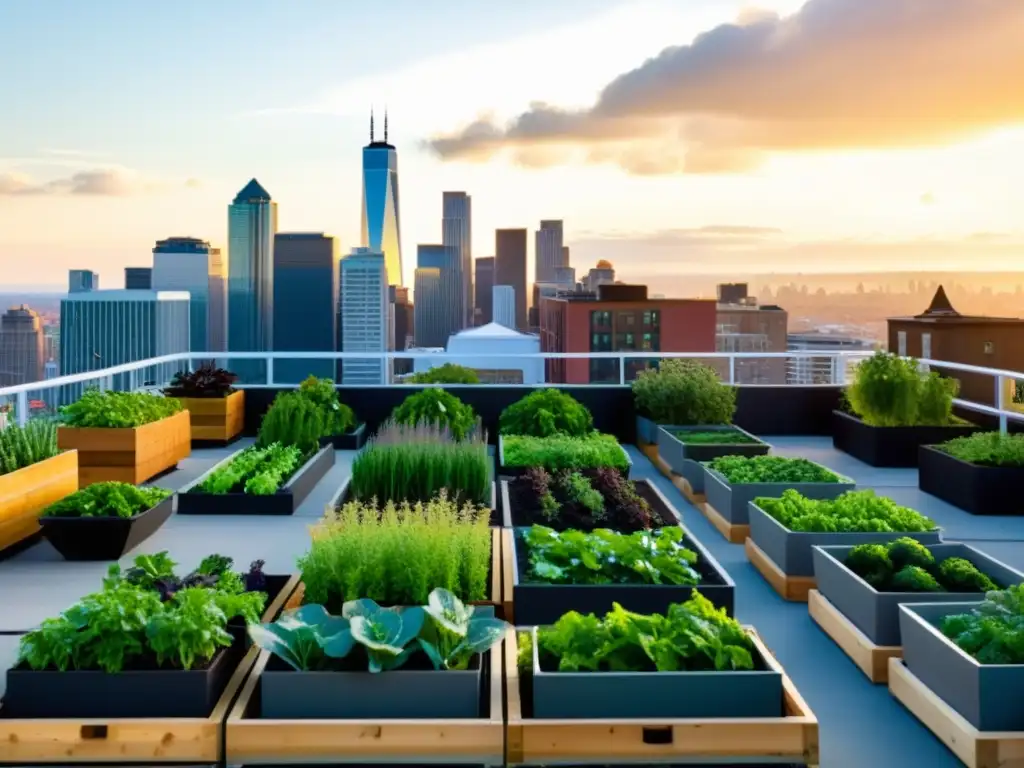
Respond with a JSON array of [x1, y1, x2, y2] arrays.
[[384, 106, 389, 143], [370, 107, 375, 142]]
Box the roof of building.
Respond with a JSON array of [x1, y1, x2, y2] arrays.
[[916, 285, 959, 318], [63, 290, 190, 302], [454, 322, 529, 339], [233, 178, 272, 204], [890, 285, 1024, 324]]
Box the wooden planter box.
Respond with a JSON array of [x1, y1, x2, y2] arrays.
[[176, 390, 244, 444], [0, 450, 78, 554], [58, 410, 191, 487]]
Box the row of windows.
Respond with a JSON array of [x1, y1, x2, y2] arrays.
[[590, 310, 661, 329], [590, 332, 659, 351]]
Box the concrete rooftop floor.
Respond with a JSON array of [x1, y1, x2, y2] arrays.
[[2, 435, 1023, 768]]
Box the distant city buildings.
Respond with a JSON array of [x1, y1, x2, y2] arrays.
[[583, 261, 615, 292], [361, 110, 402, 287], [391, 286, 414, 375], [415, 243, 460, 343], [413, 267, 444, 348], [152, 237, 226, 359], [495, 228, 527, 330], [68, 270, 98, 293], [0, 305, 44, 386], [474, 257, 494, 326], [341, 248, 391, 385], [442, 192, 472, 328], [124, 267, 152, 290], [715, 282, 789, 384], [493, 285, 516, 329], [534, 220, 565, 283], [409, 322, 543, 384]]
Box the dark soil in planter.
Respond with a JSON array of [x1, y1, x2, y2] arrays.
[[40, 494, 174, 561]]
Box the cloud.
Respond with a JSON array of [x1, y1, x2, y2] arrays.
[[0, 168, 198, 196], [920, 192, 936, 205], [425, 0, 1024, 175]]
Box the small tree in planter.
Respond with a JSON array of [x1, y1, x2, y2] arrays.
[[165, 364, 243, 443], [391, 388, 478, 441]]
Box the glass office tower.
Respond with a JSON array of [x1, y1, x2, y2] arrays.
[[360, 110, 402, 287], [152, 237, 224, 360]]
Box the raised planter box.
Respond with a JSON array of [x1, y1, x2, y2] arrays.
[[39, 493, 174, 561], [319, 422, 367, 451], [57, 409, 192, 487], [0, 450, 78, 555], [635, 415, 660, 445], [657, 425, 769, 495], [919, 445, 1024, 516], [899, 602, 1024, 732], [506, 628, 819, 765], [498, 434, 631, 479], [832, 410, 978, 468], [177, 444, 335, 516], [176, 390, 245, 444]]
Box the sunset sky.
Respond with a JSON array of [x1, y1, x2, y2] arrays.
[[1, 0, 1022, 290]]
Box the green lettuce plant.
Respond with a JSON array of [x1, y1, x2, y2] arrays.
[[499, 389, 593, 437], [708, 455, 840, 484], [755, 490, 936, 533], [939, 584, 1024, 664], [195, 443, 304, 496], [60, 389, 182, 428], [632, 359, 735, 425], [502, 433, 628, 471], [41, 482, 171, 519]]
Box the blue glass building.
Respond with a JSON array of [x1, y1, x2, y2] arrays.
[[416, 243, 460, 344], [68, 270, 98, 293], [124, 267, 152, 290], [360, 111, 402, 287], [442, 191, 472, 328], [151, 237, 224, 360]]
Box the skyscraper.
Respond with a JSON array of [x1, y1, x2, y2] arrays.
[[416, 242, 461, 341], [124, 267, 152, 290], [227, 179, 277, 382], [495, 229, 527, 330], [414, 268, 445, 347], [475, 257, 494, 325], [341, 248, 391, 385], [493, 286, 516, 329], [69, 270, 98, 293], [360, 110, 402, 287], [534, 220, 564, 283], [0, 305, 44, 386], [273, 233, 339, 383], [152, 237, 225, 357], [442, 191, 472, 328]]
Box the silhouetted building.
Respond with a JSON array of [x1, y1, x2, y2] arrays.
[[0, 305, 44, 386], [392, 286, 413, 375], [583, 261, 615, 292], [535, 220, 564, 283], [475, 257, 494, 325], [716, 296, 788, 384], [717, 283, 749, 305], [442, 192, 472, 328], [495, 229, 527, 330]]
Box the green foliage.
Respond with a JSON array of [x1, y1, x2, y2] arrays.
[[535, 592, 754, 672], [349, 421, 490, 506], [631, 359, 736, 425], [844, 538, 998, 593], [196, 443, 304, 496], [60, 389, 182, 428], [499, 389, 593, 437], [891, 566, 942, 592], [708, 455, 841, 484], [42, 482, 171, 519], [937, 432, 1024, 467], [668, 428, 760, 445], [407, 364, 480, 384], [938, 558, 999, 592], [299, 496, 492, 608], [248, 589, 508, 673], [257, 391, 324, 453], [844, 544, 892, 588], [757, 491, 936, 533], [939, 584, 1024, 664], [523, 525, 700, 586], [845, 351, 959, 427], [391, 388, 477, 441], [0, 419, 59, 475], [520, 467, 656, 531], [298, 376, 357, 436], [888, 538, 935, 571], [503, 433, 628, 472]]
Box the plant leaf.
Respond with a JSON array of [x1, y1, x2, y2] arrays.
[[342, 598, 382, 619], [248, 623, 304, 670]]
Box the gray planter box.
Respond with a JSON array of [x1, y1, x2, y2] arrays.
[[749, 502, 942, 578], [657, 425, 769, 494], [702, 464, 855, 526], [813, 543, 1023, 646], [899, 602, 1024, 731], [530, 627, 783, 719], [635, 415, 660, 445]]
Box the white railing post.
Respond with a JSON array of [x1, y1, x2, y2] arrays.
[[16, 391, 28, 427], [618, 355, 626, 386], [728, 356, 736, 385], [266, 357, 275, 386], [997, 375, 1008, 435]]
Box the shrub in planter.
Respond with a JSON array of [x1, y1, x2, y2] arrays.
[[391, 388, 477, 440], [0, 418, 59, 474], [60, 388, 183, 428], [257, 391, 325, 454], [499, 389, 593, 437], [632, 360, 736, 443], [846, 352, 959, 427], [165, 364, 237, 399], [501, 433, 629, 473], [297, 375, 357, 437], [845, 538, 998, 593], [349, 421, 490, 506], [408, 363, 480, 384], [935, 431, 1024, 467]]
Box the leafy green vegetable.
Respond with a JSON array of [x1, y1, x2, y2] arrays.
[[503, 433, 628, 471], [939, 557, 999, 592], [60, 389, 182, 428], [391, 388, 477, 441], [844, 538, 998, 593], [891, 565, 942, 592], [514, 467, 658, 531], [708, 455, 841, 484], [196, 443, 304, 496], [0, 419, 59, 475], [756, 490, 935, 533], [936, 432, 1024, 468], [41, 482, 171, 519], [631, 359, 736, 426], [939, 584, 1024, 664], [522, 525, 700, 586], [667, 429, 760, 445], [499, 389, 593, 437], [888, 538, 935, 570]]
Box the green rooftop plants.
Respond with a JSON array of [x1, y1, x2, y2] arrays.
[[666, 429, 759, 445], [936, 431, 1024, 467], [349, 421, 490, 506], [939, 584, 1024, 664], [195, 443, 305, 496], [60, 389, 182, 428], [707, 455, 841, 484], [632, 359, 735, 426], [534, 592, 754, 672], [845, 351, 960, 427], [408, 363, 480, 384], [41, 482, 171, 519], [499, 389, 593, 437], [299, 495, 492, 610], [845, 537, 1000, 593], [0, 418, 59, 475], [502, 433, 628, 472], [257, 391, 324, 454], [754, 489, 937, 533], [522, 525, 700, 586], [297, 376, 357, 437], [391, 388, 477, 441]]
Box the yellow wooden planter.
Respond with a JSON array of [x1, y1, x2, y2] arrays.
[[0, 450, 79, 553], [177, 390, 245, 442]]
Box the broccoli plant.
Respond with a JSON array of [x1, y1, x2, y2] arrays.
[[891, 565, 943, 592], [845, 543, 893, 588], [939, 558, 999, 592], [887, 538, 935, 571]]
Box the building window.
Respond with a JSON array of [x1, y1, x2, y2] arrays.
[[984, 341, 994, 354], [897, 331, 907, 356], [590, 310, 611, 328], [921, 333, 931, 361]]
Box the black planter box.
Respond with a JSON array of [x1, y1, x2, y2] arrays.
[[177, 444, 335, 516], [919, 445, 1024, 516], [812, 543, 1023, 646], [498, 434, 631, 479], [832, 411, 978, 468], [899, 602, 1024, 731], [703, 465, 855, 527], [227, 573, 295, 645], [3, 643, 240, 718], [501, 478, 679, 532], [39, 494, 174, 561], [510, 523, 735, 625], [748, 502, 942, 578], [260, 652, 483, 719], [530, 627, 783, 719], [319, 422, 367, 451], [657, 425, 769, 494]]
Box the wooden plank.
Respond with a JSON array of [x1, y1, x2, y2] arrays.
[[702, 500, 749, 544], [808, 589, 900, 683], [0, 450, 78, 552], [506, 627, 819, 766], [746, 537, 815, 602], [502, 527, 516, 624], [888, 659, 1024, 768]]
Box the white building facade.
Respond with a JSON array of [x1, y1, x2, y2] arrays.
[[341, 247, 392, 385]]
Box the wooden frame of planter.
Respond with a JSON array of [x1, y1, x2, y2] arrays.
[[175, 389, 245, 444], [57, 409, 191, 487], [809, 543, 1024, 683], [0, 573, 300, 764], [919, 444, 1024, 516], [176, 443, 335, 516], [746, 502, 942, 602], [39, 492, 174, 561], [500, 481, 735, 626], [657, 425, 769, 503], [318, 421, 368, 450], [506, 627, 819, 766], [832, 410, 977, 468], [703, 463, 855, 545], [0, 450, 78, 555], [497, 433, 632, 479]]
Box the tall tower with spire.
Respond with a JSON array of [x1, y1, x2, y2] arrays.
[[360, 107, 402, 287]]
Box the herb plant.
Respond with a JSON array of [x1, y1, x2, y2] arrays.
[[755, 490, 937, 533], [845, 537, 999, 593], [60, 389, 182, 428], [164, 364, 237, 398], [499, 389, 593, 437], [257, 391, 324, 453], [0, 418, 59, 475], [41, 482, 171, 519], [522, 525, 700, 586], [936, 432, 1024, 467], [297, 376, 357, 436], [939, 584, 1024, 664], [408, 364, 480, 384], [502, 433, 628, 471], [632, 359, 735, 426], [391, 388, 477, 441], [667, 429, 759, 445], [845, 351, 960, 427], [195, 443, 304, 496], [535, 592, 755, 672], [708, 455, 841, 484]]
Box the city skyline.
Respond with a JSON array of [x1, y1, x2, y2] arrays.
[[2, 0, 1022, 290]]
